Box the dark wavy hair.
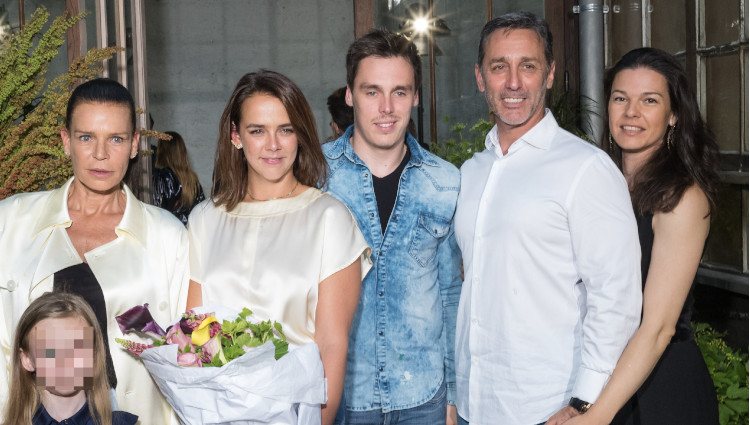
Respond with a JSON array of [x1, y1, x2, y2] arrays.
[[211, 70, 326, 212], [604, 47, 719, 215]]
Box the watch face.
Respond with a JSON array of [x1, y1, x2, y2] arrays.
[[569, 397, 592, 413]]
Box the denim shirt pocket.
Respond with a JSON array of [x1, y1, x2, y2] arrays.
[[408, 212, 451, 267]]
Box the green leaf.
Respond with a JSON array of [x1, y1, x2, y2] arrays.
[[239, 307, 253, 319], [273, 339, 289, 360]]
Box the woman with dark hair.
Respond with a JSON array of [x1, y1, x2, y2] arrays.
[[186, 69, 370, 425], [152, 131, 205, 225], [563, 48, 719, 425], [0, 78, 189, 424]]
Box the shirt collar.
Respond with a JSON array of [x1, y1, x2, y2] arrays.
[[33, 177, 148, 246], [325, 126, 436, 167], [34, 402, 91, 425], [485, 109, 559, 155]]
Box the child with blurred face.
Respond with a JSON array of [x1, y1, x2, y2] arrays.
[[22, 317, 95, 397], [2, 292, 137, 425]]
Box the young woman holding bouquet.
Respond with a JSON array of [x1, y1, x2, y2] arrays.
[[558, 48, 719, 425], [0, 78, 189, 425], [3, 292, 137, 425], [186, 70, 370, 425]]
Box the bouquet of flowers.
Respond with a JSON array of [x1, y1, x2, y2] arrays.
[[115, 305, 326, 425]]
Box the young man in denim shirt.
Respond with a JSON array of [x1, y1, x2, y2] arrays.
[[324, 29, 462, 424]]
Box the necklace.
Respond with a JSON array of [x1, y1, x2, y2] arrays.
[[247, 180, 299, 202]]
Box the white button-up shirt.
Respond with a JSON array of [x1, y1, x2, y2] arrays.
[[454, 112, 642, 424]]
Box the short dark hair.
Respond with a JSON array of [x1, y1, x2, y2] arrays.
[[212, 70, 327, 212], [326, 87, 353, 132], [477, 11, 553, 69], [604, 47, 719, 215], [66, 78, 136, 132], [346, 28, 421, 90]]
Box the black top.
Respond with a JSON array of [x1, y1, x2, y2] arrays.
[[32, 403, 137, 425], [372, 148, 410, 233], [636, 212, 695, 342], [53, 263, 117, 388], [153, 166, 205, 225]]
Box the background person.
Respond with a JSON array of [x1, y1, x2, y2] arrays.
[[185, 69, 370, 425], [0, 78, 189, 425], [326, 86, 354, 140], [2, 292, 137, 425], [152, 131, 206, 225], [563, 47, 720, 425]]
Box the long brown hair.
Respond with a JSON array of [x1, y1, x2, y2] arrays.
[[604, 47, 719, 215], [2, 292, 112, 425], [212, 70, 327, 212], [156, 131, 202, 209]]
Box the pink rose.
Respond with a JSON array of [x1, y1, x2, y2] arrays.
[[165, 324, 193, 352], [177, 352, 201, 367]]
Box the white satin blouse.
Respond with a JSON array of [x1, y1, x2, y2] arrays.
[[188, 188, 371, 346]]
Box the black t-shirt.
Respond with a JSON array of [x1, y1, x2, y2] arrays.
[[372, 147, 410, 233]]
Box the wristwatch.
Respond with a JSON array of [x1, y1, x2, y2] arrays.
[[569, 397, 592, 414]]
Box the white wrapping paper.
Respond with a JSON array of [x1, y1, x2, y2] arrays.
[[134, 306, 326, 425]]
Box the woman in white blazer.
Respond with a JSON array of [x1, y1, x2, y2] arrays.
[[0, 78, 188, 425]]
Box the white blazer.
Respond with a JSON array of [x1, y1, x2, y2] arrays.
[[0, 178, 188, 425]]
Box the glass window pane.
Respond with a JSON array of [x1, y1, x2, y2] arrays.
[[703, 185, 745, 271], [651, 1, 686, 54], [609, 0, 644, 63], [703, 0, 741, 46], [705, 53, 742, 152]]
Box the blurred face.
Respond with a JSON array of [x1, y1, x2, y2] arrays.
[[21, 316, 95, 397], [346, 56, 418, 153], [609, 67, 676, 159], [231, 94, 298, 188], [475, 29, 554, 137], [61, 102, 138, 195]]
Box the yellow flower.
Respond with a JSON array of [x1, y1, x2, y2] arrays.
[[191, 316, 218, 346]]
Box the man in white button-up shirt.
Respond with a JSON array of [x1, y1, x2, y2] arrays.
[[453, 12, 642, 425]]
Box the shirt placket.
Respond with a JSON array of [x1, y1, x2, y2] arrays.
[[468, 153, 507, 414]]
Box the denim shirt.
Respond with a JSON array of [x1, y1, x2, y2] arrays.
[[323, 128, 462, 412]]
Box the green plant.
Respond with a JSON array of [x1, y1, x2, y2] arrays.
[[0, 7, 117, 199], [694, 322, 749, 425], [432, 89, 593, 168], [430, 118, 492, 168]]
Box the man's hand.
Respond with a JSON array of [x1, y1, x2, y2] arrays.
[[545, 405, 581, 425], [447, 404, 457, 425]]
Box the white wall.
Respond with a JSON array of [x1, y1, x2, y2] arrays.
[[145, 0, 354, 191]]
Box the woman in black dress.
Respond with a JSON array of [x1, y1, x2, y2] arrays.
[[564, 48, 719, 425]]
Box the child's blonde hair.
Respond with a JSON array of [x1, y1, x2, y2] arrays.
[[2, 292, 113, 425]]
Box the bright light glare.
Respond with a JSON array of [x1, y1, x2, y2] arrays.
[[412, 17, 429, 35]]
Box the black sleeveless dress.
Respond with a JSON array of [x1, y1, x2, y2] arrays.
[[611, 212, 719, 425]]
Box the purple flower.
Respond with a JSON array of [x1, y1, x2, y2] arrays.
[[116, 304, 166, 338]]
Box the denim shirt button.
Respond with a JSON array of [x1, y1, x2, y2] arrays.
[[378, 291, 384, 297], [379, 366, 384, 372], [369, 212, 375, 218], [378, 330, 384, 336]]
